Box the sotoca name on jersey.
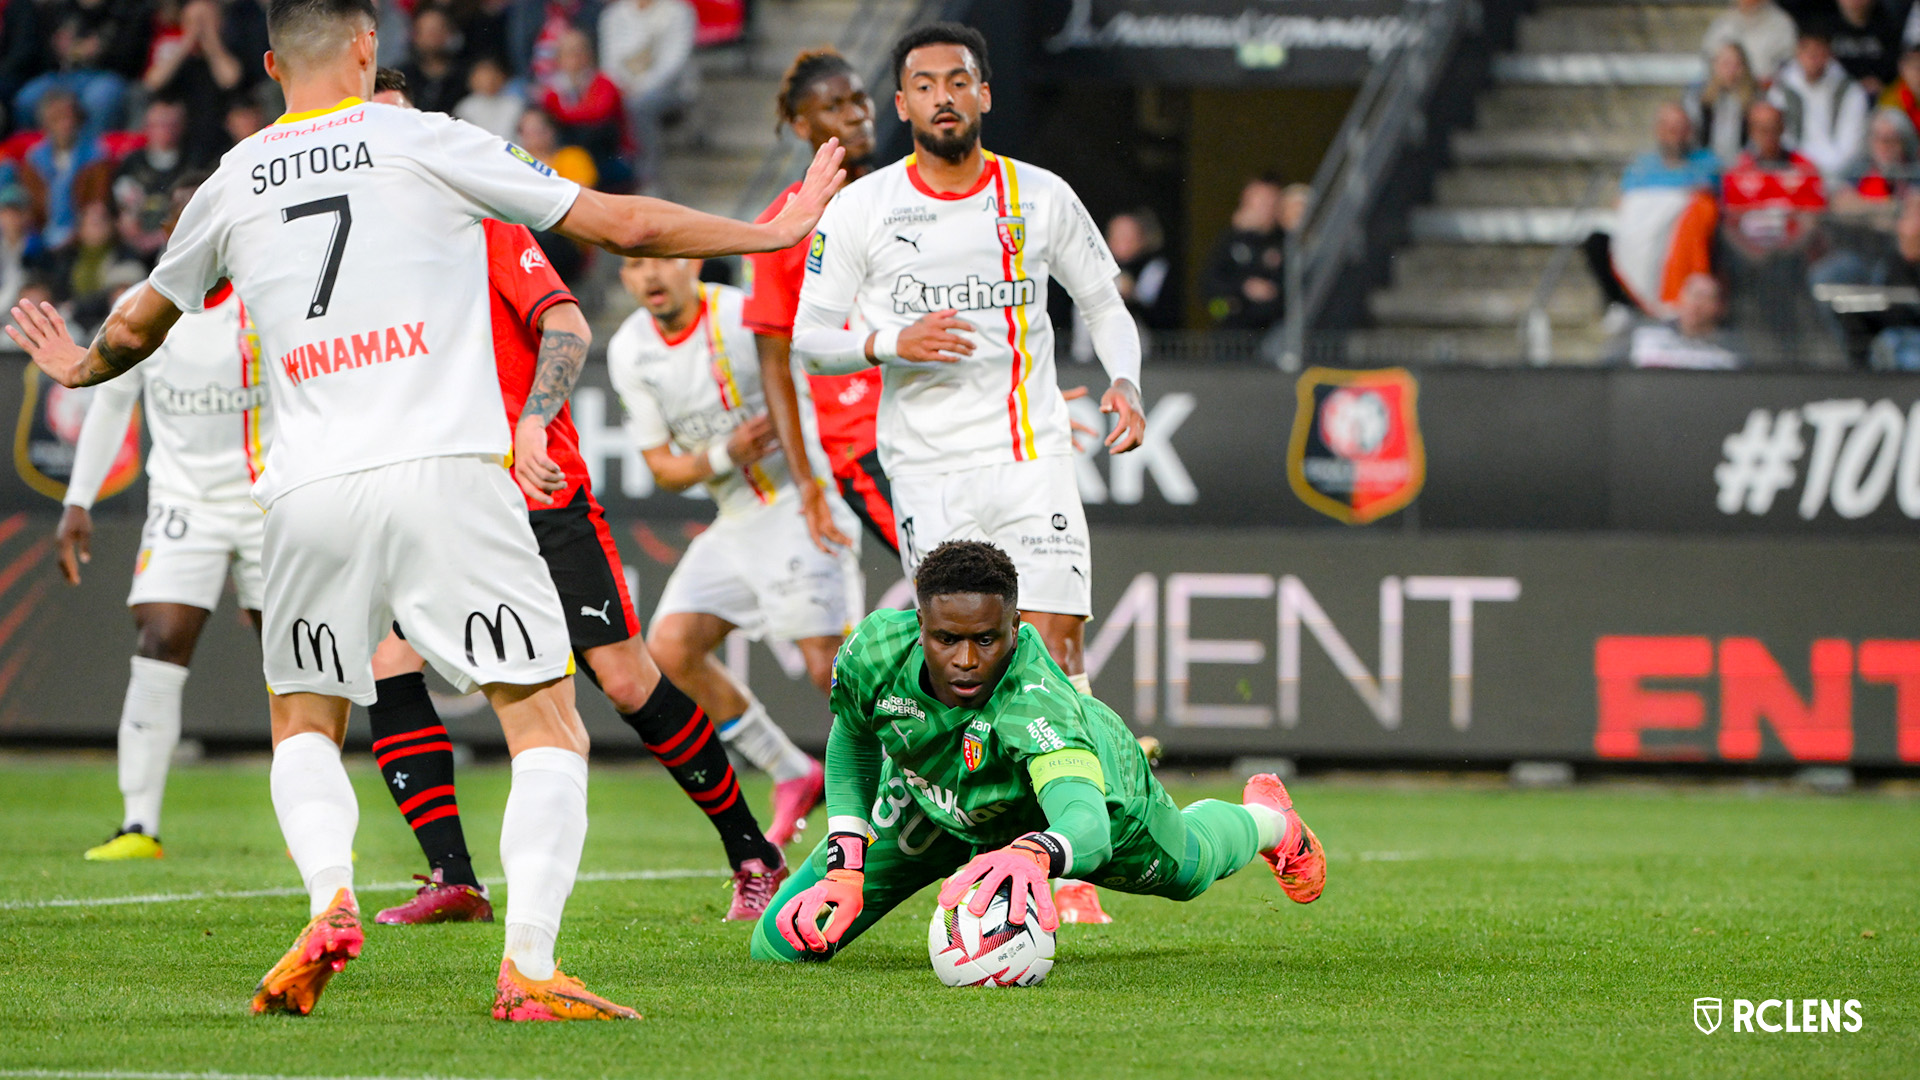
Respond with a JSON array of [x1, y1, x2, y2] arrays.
[[891, 273, 1037, 315], [147, 378, 270, 416]]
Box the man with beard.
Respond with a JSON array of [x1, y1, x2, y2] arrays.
[[788, 22, 1146, 924]]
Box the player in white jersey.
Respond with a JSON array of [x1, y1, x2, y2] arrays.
[[791, 23, 1146, 926], [608, 257, 863, 844], [7, 0, 845, 1021], [58, 274, 270, 862]]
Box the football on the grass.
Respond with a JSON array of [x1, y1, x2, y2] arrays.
[[928, 880, 1055, 987]]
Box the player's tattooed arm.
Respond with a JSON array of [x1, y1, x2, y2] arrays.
[[513, 301, 591, 504], [7, 286, 180, 387]]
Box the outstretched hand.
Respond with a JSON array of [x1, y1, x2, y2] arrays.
[[7, 300, 90, 388], [1101, 378, 1146, 454], [768, 138, 848, 248]]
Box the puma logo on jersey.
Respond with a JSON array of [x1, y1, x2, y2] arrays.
[[1022, 678, 1049, 694], [520, 247, 547, 273], [148, 378, 270, 415], [581, 600, 611, 624], [891, 273, 1036, 315], [894, 233, 922, 251]]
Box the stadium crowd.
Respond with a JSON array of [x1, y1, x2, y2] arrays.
[[0, 0, 734, 336], [1590, 0, 1920, 369]]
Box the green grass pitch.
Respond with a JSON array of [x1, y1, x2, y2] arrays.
[[0, 756, 1914, 1078]]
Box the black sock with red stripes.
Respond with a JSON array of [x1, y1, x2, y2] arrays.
[[368, 671, 479, 889], [619, 674, 780, 871]]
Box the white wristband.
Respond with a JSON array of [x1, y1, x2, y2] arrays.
[[871, 328, 900, 363], [706, 441, 734, 478]]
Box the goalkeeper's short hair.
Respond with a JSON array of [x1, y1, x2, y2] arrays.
[[914, 540, 1018, 608]]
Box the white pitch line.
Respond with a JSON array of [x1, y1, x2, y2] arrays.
[[0, 867, 727, 911], [1, 1060, 526, 1068], [0, 1071, 528, 1080]]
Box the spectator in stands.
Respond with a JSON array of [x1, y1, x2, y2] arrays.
[[111, 100, 188, 260], [398, 7, 469, 114], [1816, 192, 1920, 366], [1688, 43, 1759, 164], [1833, 105, 1919, 220], [19, 90, 110, 249], [1203, 176, 1286, 330], [1723, 101, 1827, 252], [509, 0, 599, 81], [1832, 0, 1902, 92], [0, 0, 41, 132], [540, 27, 627, 188], [0, 184, 45, 313], [515, 105, 596, 186], [47, 199, 137, 304], [142, 0, 245, 168], [224, 95, 266, 145], [1703, 0, 1796, 84], [598, 0, 694, 194], [1771, 31, 1870, 174], [1585, 102, 1720, 326], [454, 54, 525, 137], [14, 0, 150, 140], [1108, 208, 1178, 331], [1618, 272, 1742, 368]]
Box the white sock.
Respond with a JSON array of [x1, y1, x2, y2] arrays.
[[1067, 671, 1093, 696], [716, 699, 812, 782], [500, 746, 588, 981], [1244, 803, 1288, 853], [117, 656, 188, 836], [270, 731, 359, 916]]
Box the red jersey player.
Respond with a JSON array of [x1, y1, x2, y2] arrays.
[[748, 49, 894, 556], [364, 72, 788, 929]]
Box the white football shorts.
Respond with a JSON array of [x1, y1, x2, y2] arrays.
[[890, 454, 1092, 618], [127, 490, 267, 611], [652, 491, 863, 641], [260, 455, 572, 704]]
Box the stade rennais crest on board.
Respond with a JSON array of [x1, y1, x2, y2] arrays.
[[1287, 366, 1425, 525], [14, 368, 142, 502]]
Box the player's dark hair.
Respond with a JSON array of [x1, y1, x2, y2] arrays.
[[268, 0, 377, 61], [892, 22, 990, 87], [915, 541, 1018, 608], [777, 47, 856, 126], [374, 67, 407, 96]]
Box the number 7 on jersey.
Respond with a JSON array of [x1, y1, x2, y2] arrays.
[[282, 195, 353, 319]]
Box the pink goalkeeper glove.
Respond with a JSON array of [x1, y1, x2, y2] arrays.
[[937, 832, 1065, 932], [775, 832, 867, 954]]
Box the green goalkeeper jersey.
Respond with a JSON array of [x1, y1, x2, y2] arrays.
[[825, 608, 1169, 853]]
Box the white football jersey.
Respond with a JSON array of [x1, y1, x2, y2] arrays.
[[794, 151, 1120, 478], [65, 285, 271, 507], [147, 98, 581, 506], [608, 283, 830, 518]]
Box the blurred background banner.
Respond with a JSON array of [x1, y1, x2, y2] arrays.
[[12, 358, 1920, 534]]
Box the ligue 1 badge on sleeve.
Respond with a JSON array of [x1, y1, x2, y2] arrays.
[[1287, 366, 1425, 525]]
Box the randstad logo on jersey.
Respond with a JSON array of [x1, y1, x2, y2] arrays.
[[891, 273, 1037, 315], [148, 378, 270, 416], [279, 322, 429, 386]]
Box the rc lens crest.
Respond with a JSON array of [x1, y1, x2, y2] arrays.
[[996, 215, 1025, 255], [962, 732, 985, 772]]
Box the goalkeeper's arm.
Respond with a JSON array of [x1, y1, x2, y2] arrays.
[[822, 706, 883, 839], [1030, 749, 1113, 877]]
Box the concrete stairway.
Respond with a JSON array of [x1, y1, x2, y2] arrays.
[[1348, 0, 1716, 364]]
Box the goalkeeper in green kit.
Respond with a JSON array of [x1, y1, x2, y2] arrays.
[[752, 540, 1326, 961]]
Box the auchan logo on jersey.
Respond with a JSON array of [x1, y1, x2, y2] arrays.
[[891, 273, 1037, 315], [278, 321, 428, 385]]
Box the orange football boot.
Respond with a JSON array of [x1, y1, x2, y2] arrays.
[[251, 888, 364, 1015], [1053, 880, 1113, 924], [491, 958, 641, 1021], [1243, 774, 1326, 903]]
